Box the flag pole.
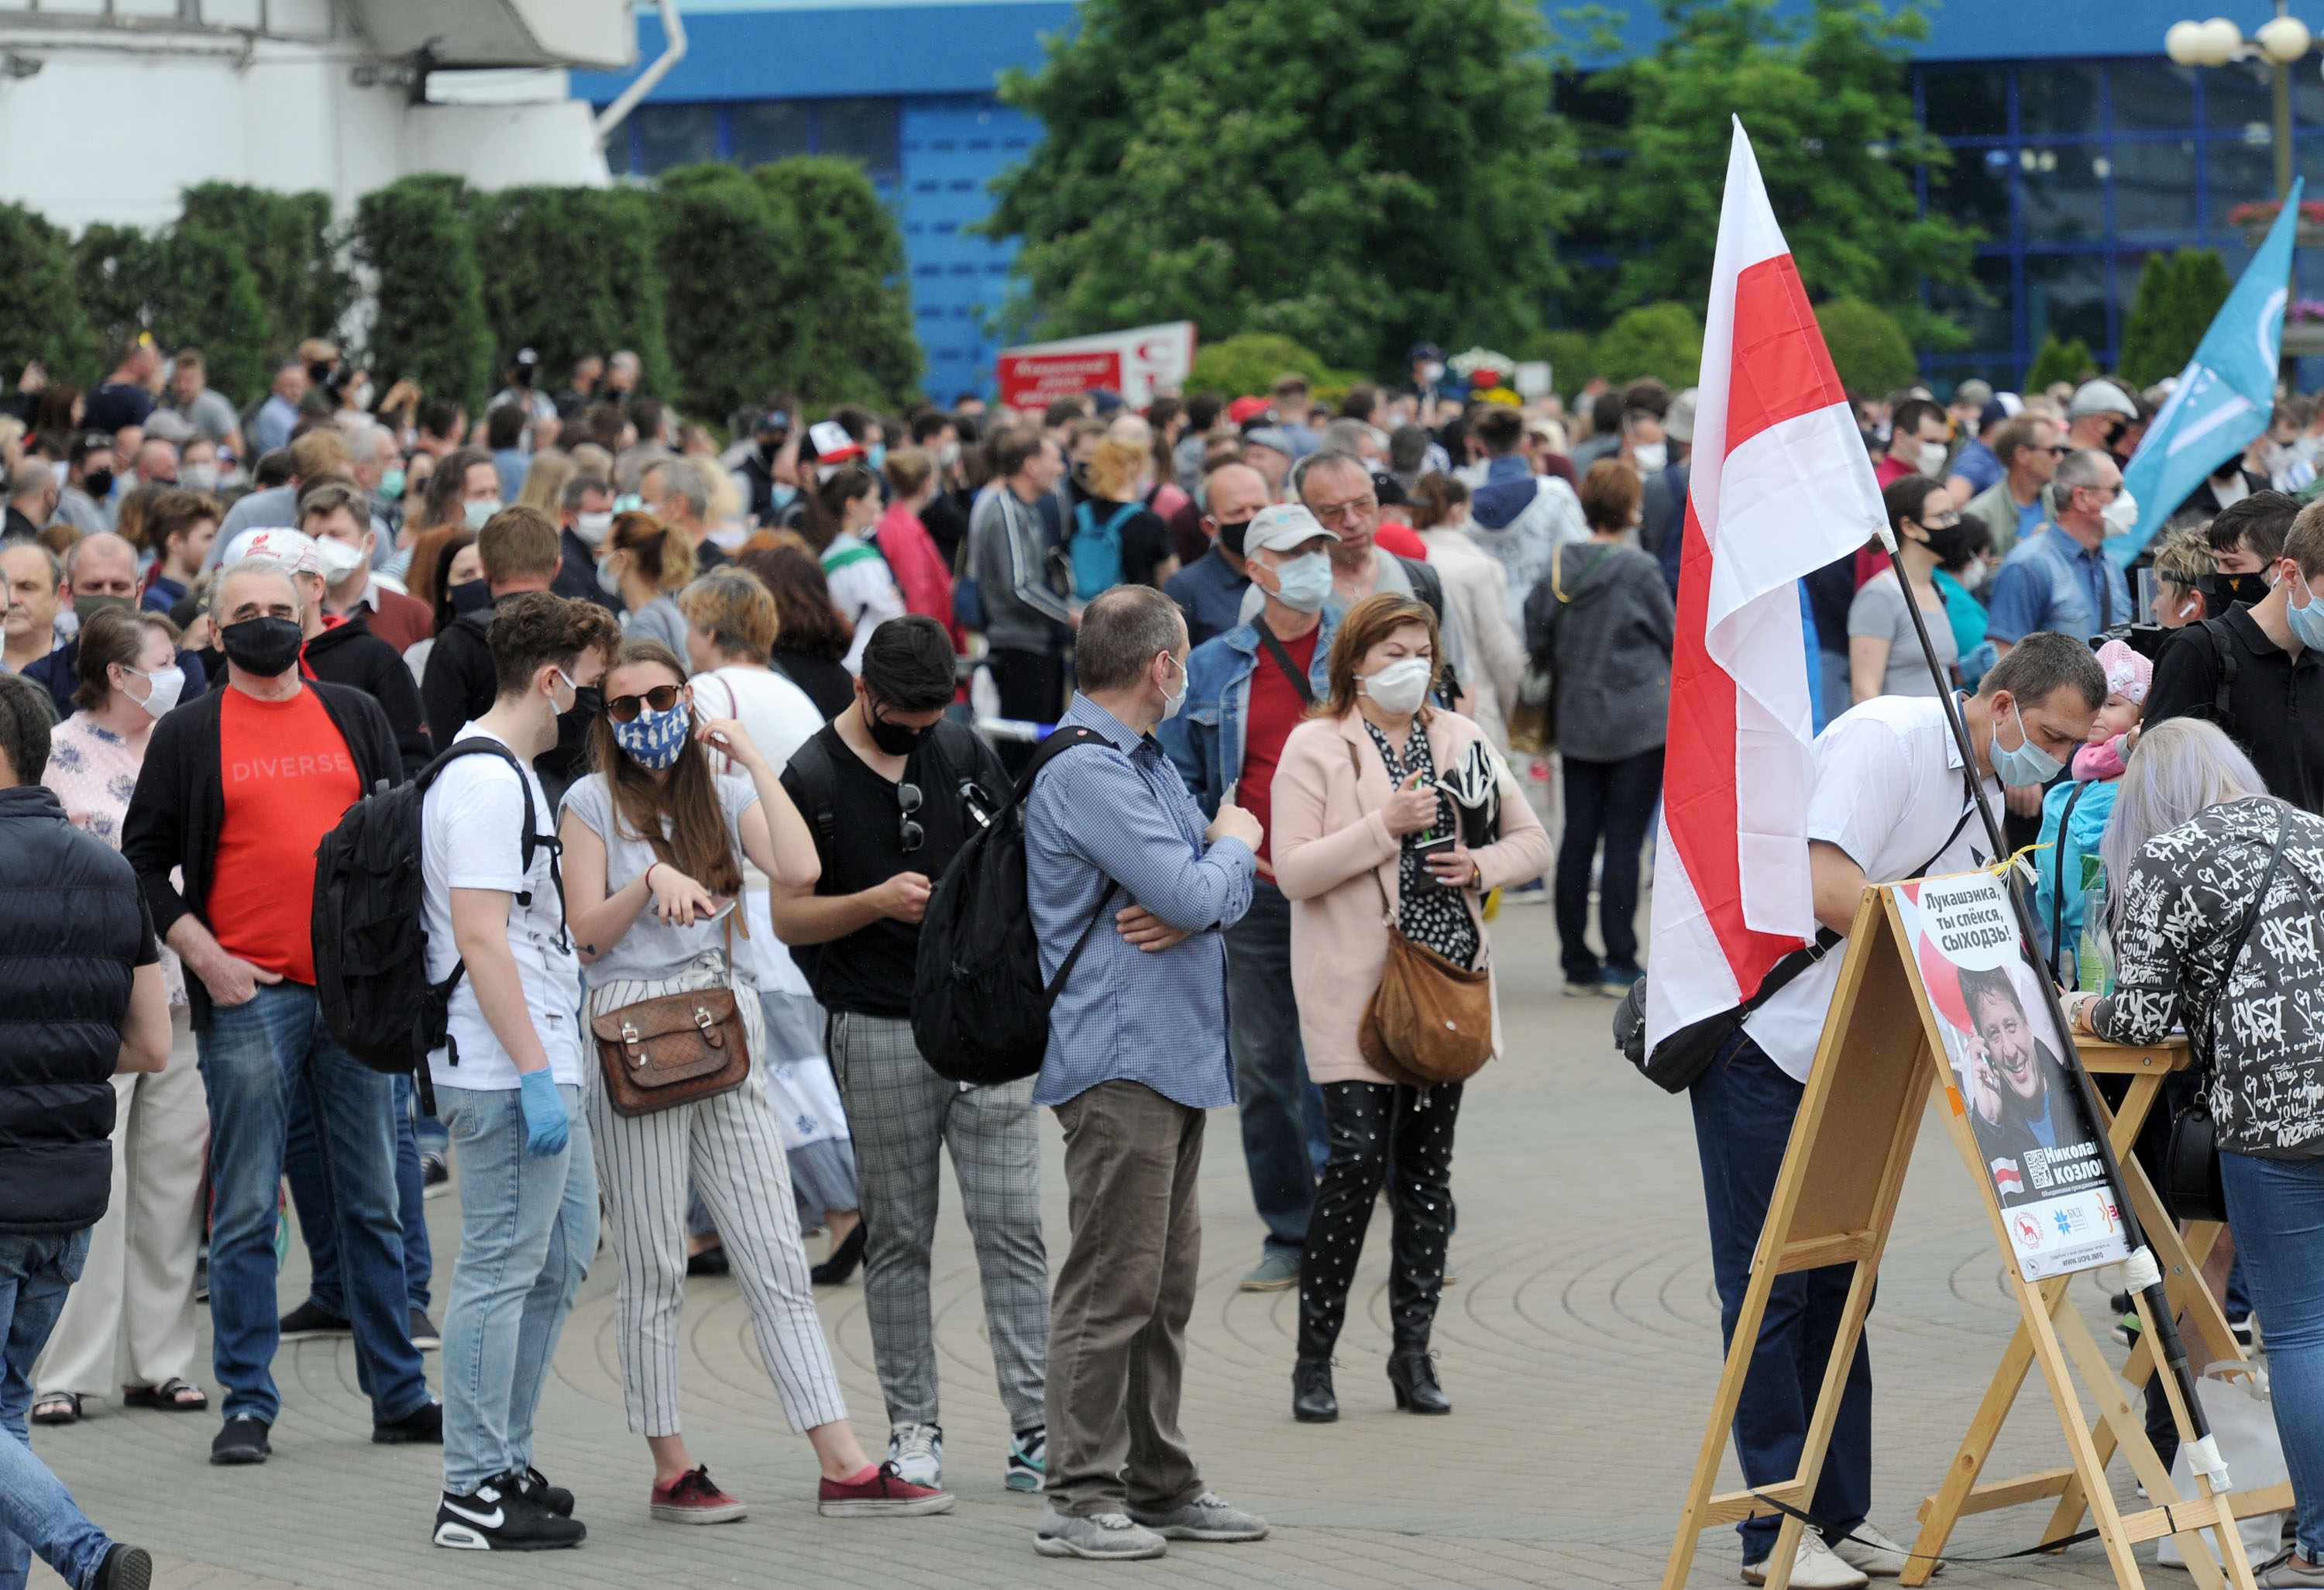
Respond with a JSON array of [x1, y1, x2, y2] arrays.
[[1876, 528, 2227, 1490]]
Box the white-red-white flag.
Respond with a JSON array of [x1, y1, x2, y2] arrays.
[[1643, 119, 1889, 1051]]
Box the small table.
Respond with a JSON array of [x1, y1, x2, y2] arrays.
[[1902, 1034, 2286, 1588]]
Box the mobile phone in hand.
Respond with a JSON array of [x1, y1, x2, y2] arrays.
[[1414, 831, 1456, 886]]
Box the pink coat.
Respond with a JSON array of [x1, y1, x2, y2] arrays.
[[1270, 708, 1552, 1085]]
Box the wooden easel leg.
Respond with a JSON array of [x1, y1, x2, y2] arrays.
[[2019, 1275, 2153, 1589], [1902, 1278, 2061, 1585], [2055, 1303, 2227, 1590], [1663, 1258, 1785, 1590]]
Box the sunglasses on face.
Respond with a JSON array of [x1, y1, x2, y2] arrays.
[[604, 683, 682, 722]]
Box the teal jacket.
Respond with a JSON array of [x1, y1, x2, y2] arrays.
[[2033, 775, 2119, 983]]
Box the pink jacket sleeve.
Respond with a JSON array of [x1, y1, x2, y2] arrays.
[[2069, 733, 2130, 783], [1270, 725, 1399, 903]]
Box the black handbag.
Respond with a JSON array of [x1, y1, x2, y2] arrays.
[[2161, 800, 2288, 1225]]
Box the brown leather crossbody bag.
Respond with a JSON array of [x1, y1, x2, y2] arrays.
[[591, 983, 752, 1117]]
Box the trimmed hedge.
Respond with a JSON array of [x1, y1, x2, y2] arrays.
[[353, 175, 496, 416]]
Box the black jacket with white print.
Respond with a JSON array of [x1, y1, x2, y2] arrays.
[[2092, 796, 2324, 1159]]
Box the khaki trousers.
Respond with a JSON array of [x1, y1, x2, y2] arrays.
[[37, 1011, 208, 1397], [1044, 1079, 1206, 1516]]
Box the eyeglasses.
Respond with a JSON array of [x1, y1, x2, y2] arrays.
[[1308, 494, 1377, 525], [897, 781, 924, 855], [604, 683, 682, 722], [1920, 511, 1962, 529]]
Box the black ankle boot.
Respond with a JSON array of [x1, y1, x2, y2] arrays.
[[810, 1222, 866, 1285], [1387, 1349, 1450, 1414], [1291, 1357, 1338, 1423]]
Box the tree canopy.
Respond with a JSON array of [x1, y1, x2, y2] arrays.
[[986, 0, 1576, 377]]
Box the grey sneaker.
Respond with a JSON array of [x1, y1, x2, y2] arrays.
[[1239, 1252, 1301, 1291], [1127, 1491, 1270, 1543], [2258, 1550, 2324, 1588], [1034, 1505, 1167, 1560]]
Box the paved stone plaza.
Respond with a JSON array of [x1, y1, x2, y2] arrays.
[[30, 908, 2178, 1588]]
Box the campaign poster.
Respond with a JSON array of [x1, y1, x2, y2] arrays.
[[1889, 871, 2131, 1281]]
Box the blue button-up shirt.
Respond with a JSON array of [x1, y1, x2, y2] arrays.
[[1025, 695, 1257, 1110], [1987, 526, 2131, 644]]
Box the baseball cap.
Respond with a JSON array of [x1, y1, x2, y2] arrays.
[[1665, 387, 1699, 445], [2069, 379, 2140, 420], [1226, 395, 1273, 425], [1243, 425, 1297, 457], [805, 418, 865, 465], [1954, 378, 1994, 408], [225, 526, 323, 578], [1978, 394, 2023, 428], [1408, 342, 1445, 363], [1242, 504, 1334, 556]]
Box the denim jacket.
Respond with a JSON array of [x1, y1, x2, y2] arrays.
[[1160, 604, 1342, 817]]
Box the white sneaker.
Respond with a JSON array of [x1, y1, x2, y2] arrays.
[[888, 1422, 942, 1488], [1830, 1524, 1928, 1578], [1741, 1536, 1870, 1588]]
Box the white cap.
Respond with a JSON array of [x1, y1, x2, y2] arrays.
[[1243, 503, 1334, 556], [225, 526, 324, 579], [2069, 379, 2140, 420]]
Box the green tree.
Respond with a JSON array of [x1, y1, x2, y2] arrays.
[[2026, 332, 2096, 391], [71, 223, 160, 360], [755, 158, 921, 408], [352, 175, 493, 415], [1817, 298, 1917, 393], [1592, 303, 1703, 387], [473, 185, 675, 404], [652, 163, 793, 424], [146, 225, 273, 404], [177, 184, 352, 374], [0, 203, 98, 385], [2116, 249, 2232, 390], [1186, 332, 1340, 397], [1576, 0, 1975, 349], [985, 0, 1575, 377]]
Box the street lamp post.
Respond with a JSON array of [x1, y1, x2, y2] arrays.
[[2168, 2, 2314, 200]]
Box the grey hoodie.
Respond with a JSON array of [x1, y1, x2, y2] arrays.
[[1525, 541, 1674, 764]]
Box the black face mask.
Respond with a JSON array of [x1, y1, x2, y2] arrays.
[[1917, 518, 1975, 569], [82, 468, 114, 498], [219, 616, 305, 677], [2200, 570, 2272, 611], [449, 578, 491, 615], [868, 708, 929, 758], [1217, 517, 1253, 558]]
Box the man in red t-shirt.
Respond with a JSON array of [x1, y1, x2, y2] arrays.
[[121, 559, 432, 1465], [1158, 504, 1342, 1292]]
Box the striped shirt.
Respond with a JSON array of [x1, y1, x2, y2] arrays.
[[1026, 694, 1255, 1110]]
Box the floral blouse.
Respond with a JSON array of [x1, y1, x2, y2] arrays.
[[43, 713, 187, 1008], [1361, 717, 1478, 972], [2092, 796, 2324, 1158]]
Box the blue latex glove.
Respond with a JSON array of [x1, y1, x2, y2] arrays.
[[517, 1069, 569, 1158]]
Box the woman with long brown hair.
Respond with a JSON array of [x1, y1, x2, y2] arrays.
[[1270, 594, 1549, 1423], [738, 542, 856, 720], [558, 638, 951, 1525]]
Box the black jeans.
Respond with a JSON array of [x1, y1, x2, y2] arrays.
[[985, 648, 1068, 773], [1555, 746, 1665, 982], [1297, 1081, 1462, 1360]]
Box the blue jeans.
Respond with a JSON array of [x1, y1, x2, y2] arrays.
[[2219, 1151, 2324, 1562], [1690, 1035, 1873, 1562], [435, 1082, 596, 1495], [198, 980, 428, 1426], [1225, 877, 1329, 1259], [285, 1073, 432, 1316], [0, 1231, 113, 1590]]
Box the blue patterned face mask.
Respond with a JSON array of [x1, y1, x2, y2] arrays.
[[612, 700, 690, 770]]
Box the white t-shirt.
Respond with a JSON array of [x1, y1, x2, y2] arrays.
[[1742, 693, 1999, 1082], [688, 664, 824, 773], [421, 723, 585, 1090], [561, 771, 760, 989]]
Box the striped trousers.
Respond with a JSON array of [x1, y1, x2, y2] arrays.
[[587, 955, 849, 1437]]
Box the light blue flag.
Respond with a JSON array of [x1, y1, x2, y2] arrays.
[[2114, 176, 2302, 569]]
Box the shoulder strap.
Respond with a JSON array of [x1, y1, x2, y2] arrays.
[[1101, 501, 1140, 539], [425, 738, 539, 882], [2202, 616, 2240, 724], [1009, 724, 1107, 810], [1554, 544, 1614, 604], [1253, 616, 1316, 706], [2051, 779, 2093, 973], [1399, 555, 1444, 620], [786, 732, 841, 851], [1913, 768, 1982, 882]]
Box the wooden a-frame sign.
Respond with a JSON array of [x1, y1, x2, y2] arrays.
[[1660, 882, 2260, 1590]]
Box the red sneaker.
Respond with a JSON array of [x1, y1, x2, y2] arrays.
[[651, 1465, 748, 1524], [816, 1461, 955, 1518]]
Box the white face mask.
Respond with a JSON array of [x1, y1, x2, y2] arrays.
[[1157, 652, 1188, 722], [2102, 487, 2140, 538], [314, 536, 366, 584], [128, 663, 184, 719], [464, 498, 502, 530], [1360, 656, 1434, 715], [1421, 361, 1446, 385], [180, 463, 218, 492], [1633, 442, 1668, 474], [574, 511, 614, 547], [1919, 440, 1950, 477]]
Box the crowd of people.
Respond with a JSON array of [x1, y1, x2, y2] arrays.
[[2, 328, 2321, 1590]]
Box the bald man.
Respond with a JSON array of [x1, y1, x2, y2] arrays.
[[21, 534, 209, 718], [1164, 462, 1268, 648]]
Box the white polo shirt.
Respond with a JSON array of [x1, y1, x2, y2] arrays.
[[1743, 694, 1999, 1082]]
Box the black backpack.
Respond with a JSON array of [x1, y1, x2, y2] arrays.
[[910, 724, 1119, 1086], [311, 738, 552, 1082]]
